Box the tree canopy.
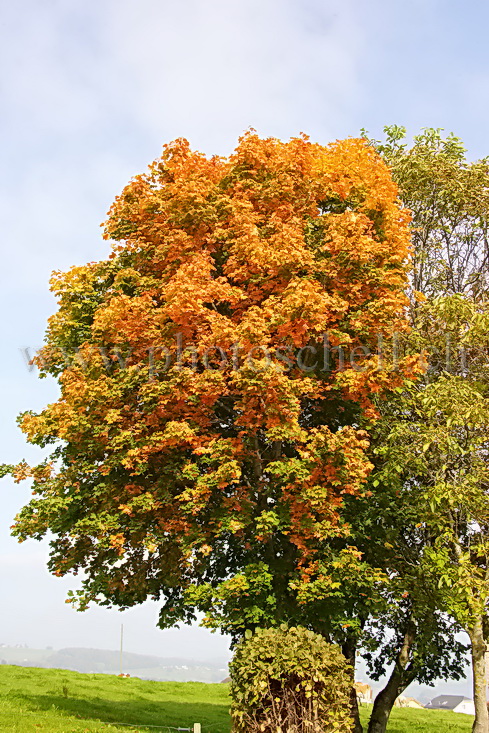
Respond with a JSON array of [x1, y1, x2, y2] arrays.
[[10, 132, 415, 641]]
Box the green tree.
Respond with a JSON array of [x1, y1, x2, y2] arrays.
[[360, 126, 489, 733], [366, 125, 489, 302], [373, 296, 489, 733], [339, 436, 469, 733]]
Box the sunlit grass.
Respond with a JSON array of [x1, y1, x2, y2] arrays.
[[0, 665, 473, 732], [359, 703, 472, 732], [0, 665, 230, 732]]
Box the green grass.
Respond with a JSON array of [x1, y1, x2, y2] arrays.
[[359, 704, 472, 732], [0, 664, 473, 732], [0, 665, 230, 732]]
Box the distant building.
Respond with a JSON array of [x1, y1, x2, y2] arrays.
[[394, 695, 424, 709], [354, 682, 373, 704], [425, 695, 475, 715]]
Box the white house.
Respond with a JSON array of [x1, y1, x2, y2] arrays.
[[425, 695, 475, 715]]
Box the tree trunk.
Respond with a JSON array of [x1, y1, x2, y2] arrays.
[[367, 621, 416, 733], [468, 617, 489, 733], [342, 638, 363, 733]]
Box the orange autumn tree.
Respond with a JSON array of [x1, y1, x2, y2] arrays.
[[10, 132, 415, 639]]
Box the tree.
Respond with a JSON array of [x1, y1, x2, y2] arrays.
[[5, 132, 415, 729], [371, 297, 489, 733], [360, 127, 489, 733], [338, 429, 469, 733], [366, 125, 489, 302]]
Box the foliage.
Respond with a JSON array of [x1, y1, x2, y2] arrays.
[[350, 127, 489, 733], [7, 132, 416, 639], [364, 125, 489, 301], [375, 342, 489, 628], [229, 625, 352, 733], [351, 298, 489, 687], [363, 347, 489, 732]]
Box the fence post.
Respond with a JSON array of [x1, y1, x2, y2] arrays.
[[193, 725, 201, 733]]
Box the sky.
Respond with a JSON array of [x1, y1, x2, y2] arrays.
[[1, 0, 488, 695]]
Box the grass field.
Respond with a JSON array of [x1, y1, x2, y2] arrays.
[[0, 664, 473, 732]]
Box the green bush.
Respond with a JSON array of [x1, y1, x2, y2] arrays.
[[229, 625, 352, 733]]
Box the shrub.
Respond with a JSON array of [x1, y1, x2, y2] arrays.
[[229, 625, 352, 732]]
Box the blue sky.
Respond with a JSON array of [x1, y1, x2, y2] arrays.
[[0, 0, 487, 690]]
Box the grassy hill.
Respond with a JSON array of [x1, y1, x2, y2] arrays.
[[0, 664, 473, 732]]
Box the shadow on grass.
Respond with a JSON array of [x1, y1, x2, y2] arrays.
[[12, 691, 231, 732]]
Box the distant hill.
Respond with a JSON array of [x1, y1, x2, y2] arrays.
[[0, 644, 228, 682]]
